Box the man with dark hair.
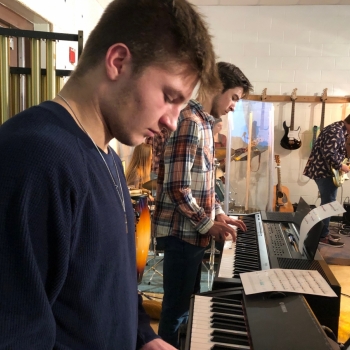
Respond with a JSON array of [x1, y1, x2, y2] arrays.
[[152, 62, 253, 348], [0, 0, 219, 349], [304, 115, 350, 247]]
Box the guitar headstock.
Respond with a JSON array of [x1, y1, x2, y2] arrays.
[[261, 88, 267, 101], [321, 88, 328, 102], [274, 154, 281, 166], [291, 88, 297, 101]]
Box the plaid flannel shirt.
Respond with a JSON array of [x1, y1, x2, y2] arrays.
[[145, 128, 169, 175], [152, 100, 224, 247]]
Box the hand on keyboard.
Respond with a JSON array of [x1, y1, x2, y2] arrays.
[[207, 221, 237, 243], [215, 213, 247, 232]]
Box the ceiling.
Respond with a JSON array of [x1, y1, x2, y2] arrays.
[[189, 0, 350, 4], [97, 0, 350, 7]]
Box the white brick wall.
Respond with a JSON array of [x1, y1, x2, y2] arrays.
[[200, 5, 350, 207], [10, 2, 350, 189]]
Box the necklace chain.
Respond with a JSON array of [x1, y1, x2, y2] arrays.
[[57, 93, 128, 233]]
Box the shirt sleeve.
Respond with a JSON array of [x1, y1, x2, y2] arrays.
[[0, 141, 74, 349], [320, 126, 346, 170], [136, 294, 160, 349], [163, 119, 213, 233]]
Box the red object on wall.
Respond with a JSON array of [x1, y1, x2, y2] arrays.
[[69, 47, 76, 64]]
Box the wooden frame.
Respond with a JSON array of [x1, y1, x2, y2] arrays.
[[246, 88, 350, 104]]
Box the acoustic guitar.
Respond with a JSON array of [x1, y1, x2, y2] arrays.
[[280, 89, 302, 150], [310, 88, 327, 149], [273, 155, 293, 212], [332, 158, 350, 187]]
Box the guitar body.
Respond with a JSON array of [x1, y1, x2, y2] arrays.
[[332, 158, 350, 187], [232, 137, 266, 161], [273, 155, 294, 212], [280, 121, 302, 150], [273, 185, 294, 212]]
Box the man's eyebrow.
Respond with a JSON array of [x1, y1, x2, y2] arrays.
[[232, 93, 241, 100], [165, 87, 186, 102]]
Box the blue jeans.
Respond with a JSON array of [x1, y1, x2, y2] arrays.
[[157, 236, 206, 348], [315, 177, 338, 238]]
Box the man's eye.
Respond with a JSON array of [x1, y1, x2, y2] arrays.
[[164, 94, 172, 103]]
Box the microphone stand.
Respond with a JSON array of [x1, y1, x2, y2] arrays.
[[207, 158, 221, 290]]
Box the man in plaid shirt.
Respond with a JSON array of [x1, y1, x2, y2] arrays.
[[152, 62, 253, 347]]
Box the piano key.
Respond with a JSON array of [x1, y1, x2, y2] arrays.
[[189, 296, 250, 350]]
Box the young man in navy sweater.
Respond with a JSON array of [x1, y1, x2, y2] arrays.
[[0, 0, 220, 348]]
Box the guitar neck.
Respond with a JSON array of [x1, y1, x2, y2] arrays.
[[277, 167, 282, 192], [290, 100, 295, 130], [320, 101, 325, 131]]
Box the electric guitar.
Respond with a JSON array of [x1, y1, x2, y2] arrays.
[[332, 158, 350, 187], [280, 89, 302, 150], [273, 155, 294, 212], [310, 88, 327, 149], [232, 137, 263, 161]]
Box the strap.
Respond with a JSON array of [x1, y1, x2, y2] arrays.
[[250, 149, 261, 172]]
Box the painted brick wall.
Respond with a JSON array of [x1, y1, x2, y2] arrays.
[[200, 5, 350, 206], [16, 0, 132, 160]]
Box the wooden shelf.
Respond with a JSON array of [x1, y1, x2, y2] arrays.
[[245, 94, 350, 103]]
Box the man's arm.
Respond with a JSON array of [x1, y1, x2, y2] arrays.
[[136, 294, 161, 348], [321, 126, 347, 170], [0, 142, 73, 348], [163, 119, 212, 232]]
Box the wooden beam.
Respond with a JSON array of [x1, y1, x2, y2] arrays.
[[245, 94, 350, 103]]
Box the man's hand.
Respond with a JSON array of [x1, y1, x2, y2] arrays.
[[207, 221, 237, 243], [341, 164, 350, 173], [216, 213, 247, 232], [141, 338, 177, 350]]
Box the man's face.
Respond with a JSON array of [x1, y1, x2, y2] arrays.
[[211, 86, 244, 119], [101, 63, 198, 146]]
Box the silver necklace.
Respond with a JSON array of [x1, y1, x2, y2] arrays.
[[57, 93, 128, 233]]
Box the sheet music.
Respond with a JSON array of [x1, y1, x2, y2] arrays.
[[298, 201, 345, 252], [241, 269, 337, 297]]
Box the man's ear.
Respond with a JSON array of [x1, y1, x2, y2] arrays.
[[105, 43, 131, 80]]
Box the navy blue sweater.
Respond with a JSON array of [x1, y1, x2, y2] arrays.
[[0, 102, 157, 349]]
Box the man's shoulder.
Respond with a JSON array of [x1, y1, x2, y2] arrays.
[[0, 103, 84, 167], [180, 100, 209, 125]]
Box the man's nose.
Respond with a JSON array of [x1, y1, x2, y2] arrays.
[[160, 105, 182, 132], [229, 101, 237, 112]]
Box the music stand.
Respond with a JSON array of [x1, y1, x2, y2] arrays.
[[201, 159, 224, 290], [143, 236, 164, 284]]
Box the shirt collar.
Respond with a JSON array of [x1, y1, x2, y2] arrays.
[[188, 99, 215, 125]]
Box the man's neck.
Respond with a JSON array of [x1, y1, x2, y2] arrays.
[[198, 93, 215, 115], [53, 83, 111, 153]]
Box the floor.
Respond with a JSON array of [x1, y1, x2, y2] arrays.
[[145, 264, 350, 345]]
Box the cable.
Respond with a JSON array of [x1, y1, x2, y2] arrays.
[[341, 293, 350, 298]]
